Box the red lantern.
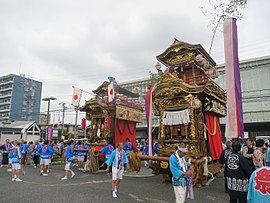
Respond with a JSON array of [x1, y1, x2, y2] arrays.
[[81, 118, 86, 129]]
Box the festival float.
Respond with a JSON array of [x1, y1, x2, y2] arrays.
[[139, 39, 227, 186], [80, 79, 143, 170]]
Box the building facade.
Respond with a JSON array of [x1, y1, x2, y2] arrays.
[[215, 56, 270, 139], [0, 74, 42, 123], [0, 121, 41, 144], [119, 55, 270, 140]]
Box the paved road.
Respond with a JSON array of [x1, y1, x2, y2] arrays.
[[0, 164, 229, 203]]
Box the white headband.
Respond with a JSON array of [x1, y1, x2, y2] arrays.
[[178, 147, 188, 153]]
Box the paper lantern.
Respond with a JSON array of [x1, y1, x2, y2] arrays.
[[155, 62, 161, 70], [191, 98, 201, 109]]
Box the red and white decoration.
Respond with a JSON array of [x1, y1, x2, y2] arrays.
[[108, 82, 115, 102], [72, 87, 82, 107]]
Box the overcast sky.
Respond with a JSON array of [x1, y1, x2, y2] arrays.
[[0, 0, 269, 124]]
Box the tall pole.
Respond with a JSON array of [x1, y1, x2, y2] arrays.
[[42, 97, 57, 140], [59, 102, 66, 137], [74, 107, 78, 139], [84, 119, 87, 139], [46, 99, 50, 127]]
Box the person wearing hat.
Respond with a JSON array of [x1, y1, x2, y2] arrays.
[[169, 145, 194, 203], [219, 140, 233, 193]]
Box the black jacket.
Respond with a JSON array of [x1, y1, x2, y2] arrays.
[[225, 150, 253, 199]]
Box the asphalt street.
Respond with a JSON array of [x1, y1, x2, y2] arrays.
[[0, 164, 229, 203]]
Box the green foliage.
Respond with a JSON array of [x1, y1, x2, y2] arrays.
[[149, 71, 161, 86]]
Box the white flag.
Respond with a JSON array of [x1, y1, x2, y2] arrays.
[[108, 82, 115, 102], [72, 87, 82, 107]]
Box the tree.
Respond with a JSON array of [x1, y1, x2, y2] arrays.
[[201, 0, 248, 54]]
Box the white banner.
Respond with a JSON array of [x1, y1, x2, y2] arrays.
[[72, 87, 82, 107], [52, 129, 58, 137], [108, 82, 115, 102]]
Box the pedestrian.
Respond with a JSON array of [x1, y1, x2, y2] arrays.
[[169, 145, 194, 203], [10, 140, 23, 182], [74, 140, 85, 171], [143, 142, 149, 167], [0, 139, 12, 171], [83, 142, 91, 172], [56, 140, 63, 157], [71, 140, 78, 167], [153, 141, 159, 156], [247, 165, 270, 203], [32, 140, 42, 168], [27, 141, 34, 165], [123, 138, 135, 170], [225, 141, 253, 203], [243, 138, 256, 171], [47, 141, 55, 173], [106, 142, 129, 198], [7, 141, 14, 172], [100, 141, 114, 175], [21, 141, 29, 175], [219, 140, 233, 193], [253, 139, 265, 169], [266, 144, 270, 166], [61, 141, 75, 180], [39, 140, 54, 176], [123, 138, 135, 157]]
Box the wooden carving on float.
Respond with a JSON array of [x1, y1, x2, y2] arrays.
[[157, 39, 216, 68], [80, 80, 143, 148], [116, 105, 143, 123], [140, 38, 227, 187]]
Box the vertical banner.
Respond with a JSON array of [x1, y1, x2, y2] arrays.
[[52, 129, 58, 138], [47, 127, 53, 141], [72, 87, 82, 107], [145, 84, 155, 156], [108, 82, 115, 102], [223, 17, 244, 138]]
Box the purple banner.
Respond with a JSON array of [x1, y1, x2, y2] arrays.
[[47, 127, 53, 141], [223, 17, 244, 138]]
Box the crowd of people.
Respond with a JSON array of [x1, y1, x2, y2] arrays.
[[219, 138, 270, 203], [0, 138, 137, 198], [167, 138, 270, 203], [1, 136, 269, 202], [0, 139, 63, 179]]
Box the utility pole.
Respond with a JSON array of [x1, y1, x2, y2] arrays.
[[42, 97, 57, 139], [59, 102, 67, 137], [74, 107, 79, 139]]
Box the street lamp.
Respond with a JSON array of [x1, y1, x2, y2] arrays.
[[42, 97, 57, 139]]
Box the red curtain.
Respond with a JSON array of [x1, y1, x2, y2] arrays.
[[114, 119, 137, 151], [205, 112, 223, 160]]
